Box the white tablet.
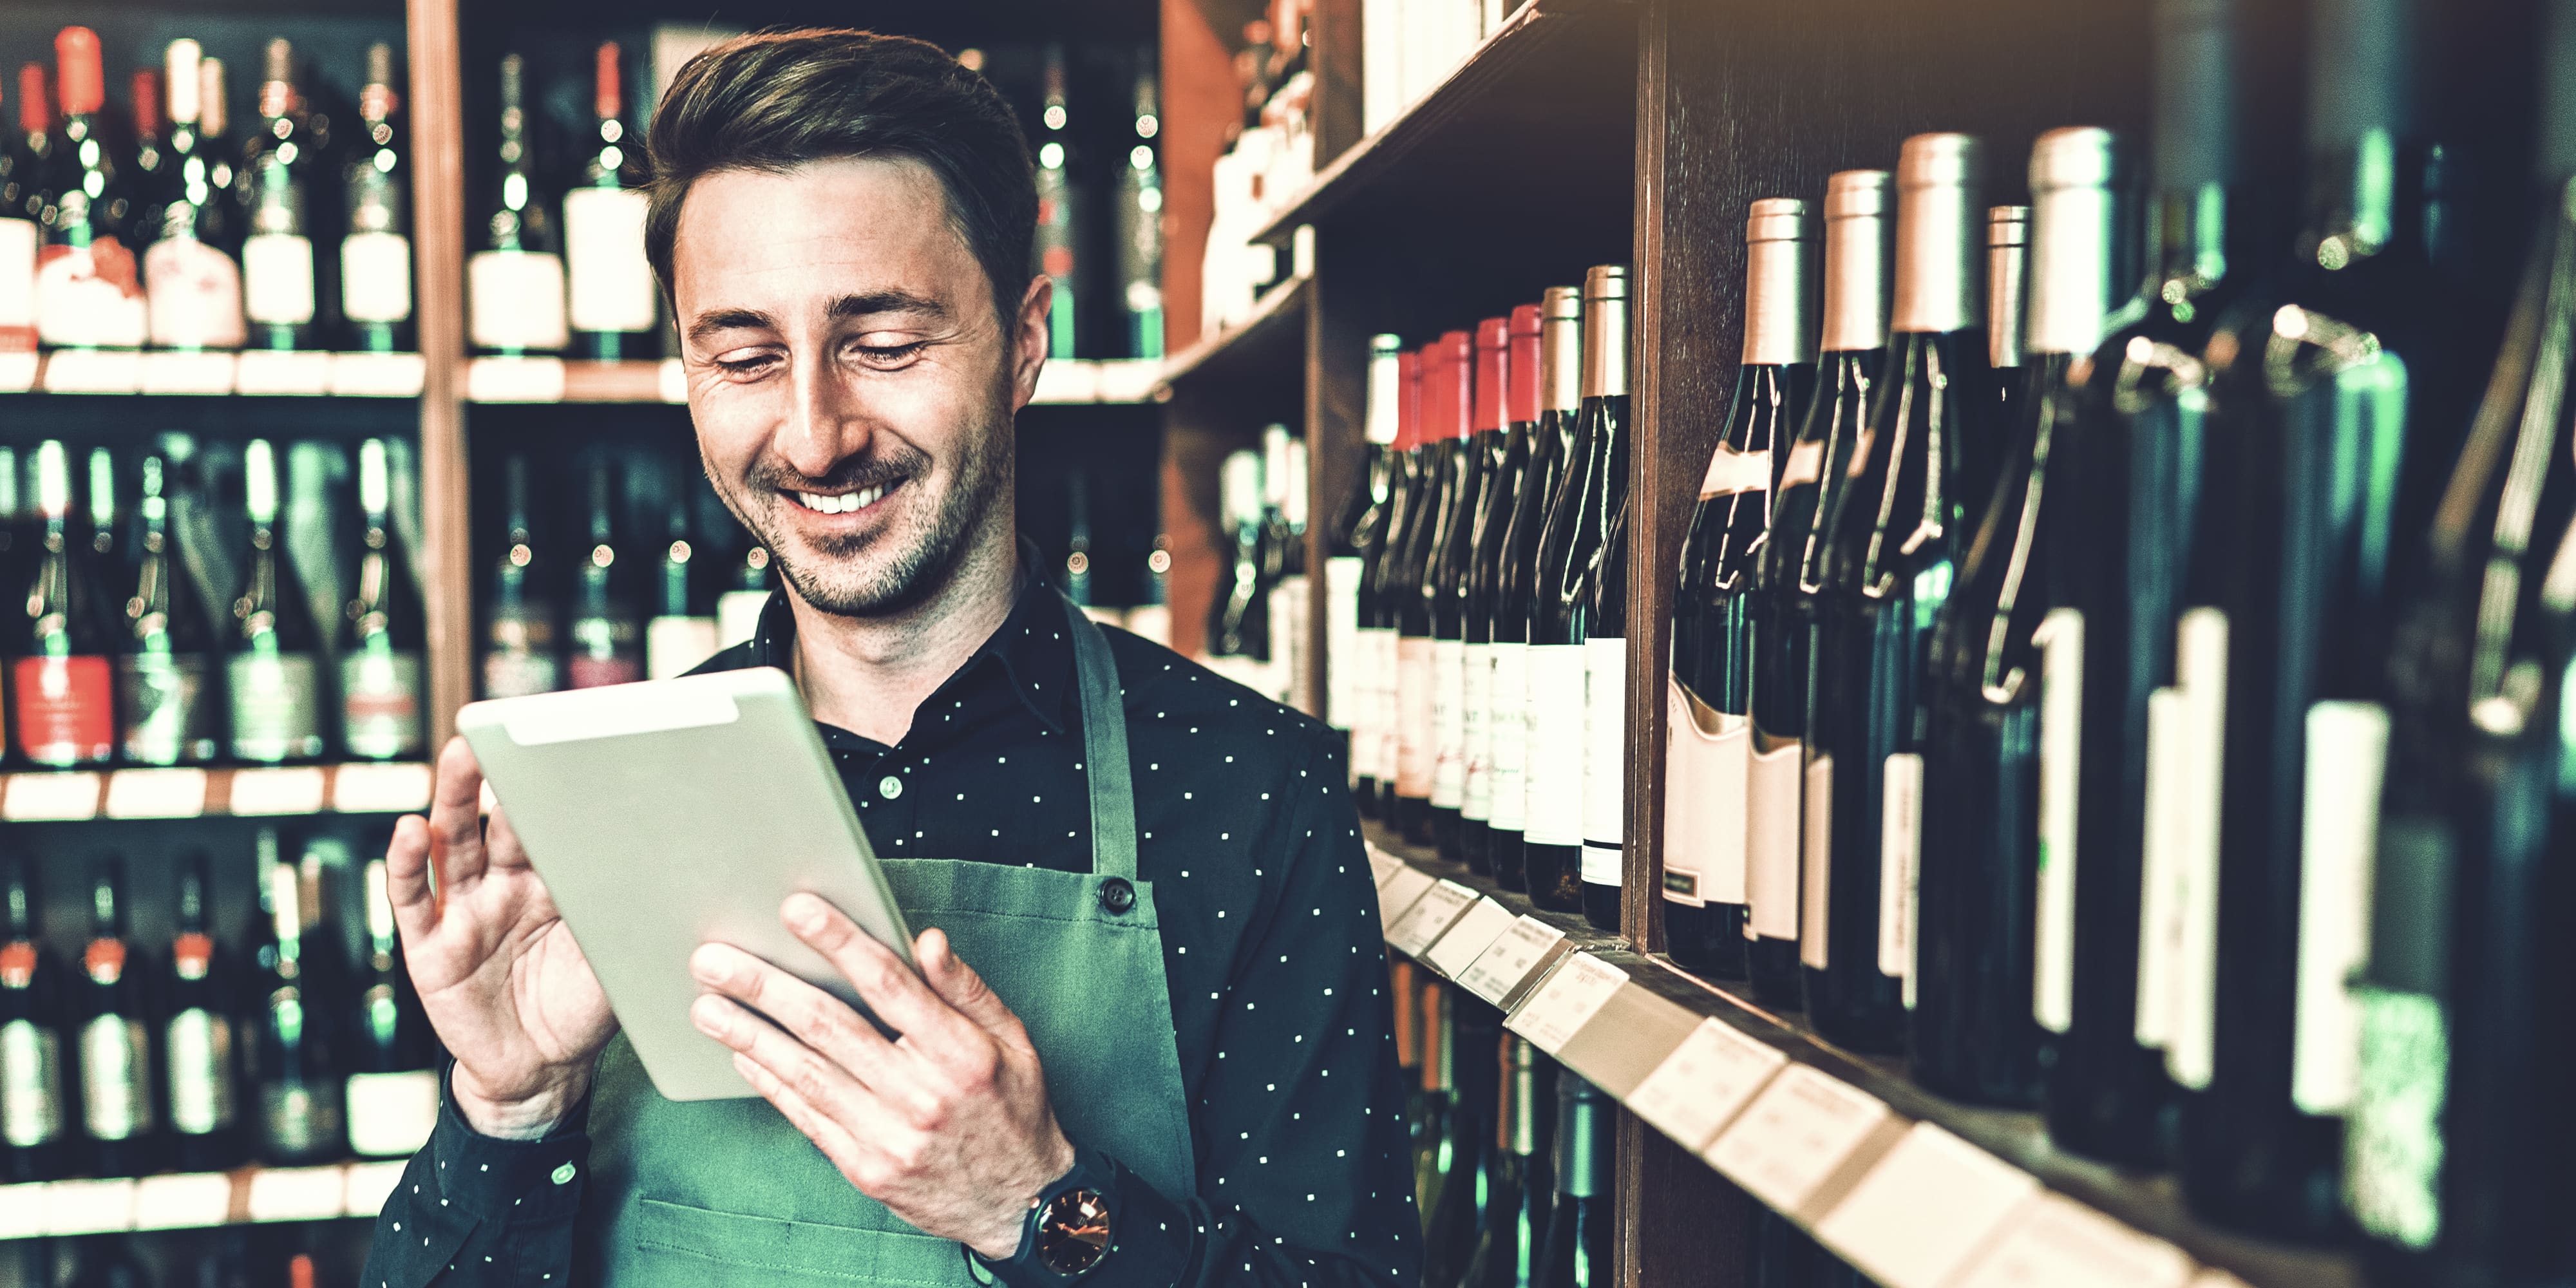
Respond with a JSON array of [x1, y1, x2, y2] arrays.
[[455, 667, 914, 1102]]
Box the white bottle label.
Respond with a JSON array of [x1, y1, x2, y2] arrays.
[[1747, 737, 1802, 938], [1523, 644, 1588, 846], [241, 232, 317, 325], [1, 1018, 64, 1146], [2134, 686, 2190, 1049], [1878, 752, 1923, 983], [1487, 642, 1530, 831], [1349, 626, 1387, 781], [37, 243, 149, 348], [1324, 556, 1364, 733], [144, 237, 247, 349], [165, 1008, 236, 1135], [80, 1015, 153, 1139], [0, 216, 35, 345], [1431, 638, 1466, 808], [647, 615, 722, 681], [1662, 677, 1750, 908], [1461, 641, 1494, 820], [1801, 753, 1834, 969], [2166, 607, 2231, 1091], [1397, 636, 1436, 799], [346, 1068, 440, 1158], [1698, 446, 1774, 498], [2291, 699, 2388, 1116], [1582, 636, 1625, 846], [1375, 629, 1403, 791], [469, 249, 570, 352], [1269, 574, 1310, 709], [341, 231, 415, 325], [564, 187, 658, 334], [2033, 607, 2085, 1034]]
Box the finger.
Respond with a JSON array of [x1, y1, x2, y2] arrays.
[[729, 1052, 896, 1196], [689, 943, 923, 1102], [691, 992, 883, 1121], [426, 737, 491, 889], [384, 814, 440, 944], [916, 929, 1028, 1048], [781, 894, 981, 1057], [484, 802, 535, 873]]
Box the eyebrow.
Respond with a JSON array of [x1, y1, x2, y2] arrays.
[[685, 290, 952, 346]]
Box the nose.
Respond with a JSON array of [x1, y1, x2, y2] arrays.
[[778, 354, 874, 481]]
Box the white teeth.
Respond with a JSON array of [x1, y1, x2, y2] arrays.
[[795, 484, 889, 515]]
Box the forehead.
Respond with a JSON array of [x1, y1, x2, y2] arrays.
[[668, 155, 983, 318]]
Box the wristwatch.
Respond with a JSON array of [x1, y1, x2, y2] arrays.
[[979, 1148, 1115, 1285]]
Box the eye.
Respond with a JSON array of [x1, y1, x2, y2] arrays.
[[710, 350, 781, 377], [849, 339, 929, 370]]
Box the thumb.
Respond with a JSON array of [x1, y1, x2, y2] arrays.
[[916, 929, 1021, 1039]]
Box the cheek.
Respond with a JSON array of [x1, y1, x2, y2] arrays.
[[686, 384, 783, 483]]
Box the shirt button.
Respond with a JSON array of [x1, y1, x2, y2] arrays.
[[551, 1162, 577, 1185], [878, 775, 903, 800], [1099, 877, 1135, 914]]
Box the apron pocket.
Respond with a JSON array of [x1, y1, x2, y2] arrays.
[[626, 1196, 966, 1287]]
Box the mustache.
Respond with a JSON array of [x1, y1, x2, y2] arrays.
[[745, 447, 925, 495]]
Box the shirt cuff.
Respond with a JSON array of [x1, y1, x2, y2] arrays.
[[428, 1061, 596, 1224], [980, 1148, 1195, 1288]]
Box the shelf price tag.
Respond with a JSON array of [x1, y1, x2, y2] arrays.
[[0, 1183, 47, 1238], [334, 762, 435, 813], [248, 1166, 350, 1223], [105, 768, 212, 819], [1385, 880, 1480, 958], [5, 772, 103, 821], [141, 350, 237, 395], [1504, 952, 1629, 1056], [1951, 1193, 2193, 1288], [330, 352, 427, 397], [233, 349, 332, 395], [1625, 1018, 1789, 1153], [1815, 1123, 2041, 1288], [1705, 1064, 1893, 1217], [343, 1160, 412, 1217], [1457, 915, 1567, 1005], [42, 350, 143, 393], [1367, 846, 1404, 891], [0, 353, 35, 393], [1376, 865, 1438, 934], [468, 356, 569, 402], [44, 1178, 137, 1234], [133, 1172, 234, 1231], [230, 766, 329, 816], [1422, 897, 1517, 978]]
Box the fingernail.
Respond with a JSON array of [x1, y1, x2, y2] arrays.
[[690, 995, 726, 1034], [689, 948, 725, 984], [784, 893, 827, 931]]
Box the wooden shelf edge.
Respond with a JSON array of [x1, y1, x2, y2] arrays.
[[0, 1157, 413, 1241], [0, 762, 434, 822], [1156, 275, 1313, 397]]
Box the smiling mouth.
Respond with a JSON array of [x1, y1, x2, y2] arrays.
[[786, 480, 898, 515]]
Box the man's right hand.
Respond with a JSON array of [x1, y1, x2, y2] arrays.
[[385, 736, 616, 1139]]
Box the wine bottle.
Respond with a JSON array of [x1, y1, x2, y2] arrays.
[[78, 858, 158, 1176], [717, 541, 772, 650], [252, 829, 343, 1163], [62, 1236, 149, 1288], [1064, 469, 1096, 607], [341, 439, 424, 759], [129, 70, 171, 222], [1036, 46, 1080, 359], [122, 453, 220, 765], [469, 54, 567, 357], [165, 851, 242, 1170], [1350, 334, 1406, 815], [2173, 0, 2469, 1241], [1117, 53, 1164, 359], [229, 440, 325, 762], [1746, 171, 1889, 1010], [1428, 328, 1484, 857], [346, 857, 436, 1158], [1251, 427, 1298, 701], [17, 439, 117, 767], [1460, 1036, 1555, 1288], [86, 446, 124, 592], [1532, 1073, 1610, 1288], [1986, 207, 2030, 439], [196, 55, 243, 252], [1412, 978, 1451, 1212], [1493, 289, 1582, 892], [569, 459, 641, 688], [1390, 958, 1427, 1166], [1526, 267, 1629, 913], [142, 40, 246, 354], [342, 43, 412, 354], [1804, 136, 1987, 1052], [1333, 335, 1401, 796], [1372, 344, 1428, 822], [1669, 199, 1817, 980], [239, 40, 320, 353], [1276, 435, 1312, 710], [647, 491, 718, 680], [1395, 345, 1441, 839], [1463, 310, 1535, 875], [36, 27, 146, 354], [1422, 992, 1499, 1287], [1213, 448, 1269, 672], [1578, 505, 1629, 931], [1912, 129, 2124, 1108], [485, 455, 560, 697], [1, 856, 68, 1182], [0, 65, 37, 355], [567, 42, 655, 361]]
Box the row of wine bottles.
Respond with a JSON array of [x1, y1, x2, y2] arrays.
[[1203, 426, 1311, 709], [0, 437, 422, 770], [20, 1225, 347, 1288], [1, 836, 439, 1183], [1, 30, 417, 357], [1327, 269, 1633, 926]]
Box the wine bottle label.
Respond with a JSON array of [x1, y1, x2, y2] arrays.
[[228, 651, 325, 762], [2032, 607, 2084, 1034], [14, 655, 116, 765], [119, 652, 218, 765], [1272, 574, 1311, 711], [2133, 687, 2190, 1050], [716, 589, 768, 651], [0, 216, 35, 350], [571, 654, 644, 689], [1430, 639, 1466, 808], [166, 1007, 238, 1135], [2165, 607, 2230, 1091], [1663, 677, 1750, 909], [1346, 625, 1385, 781], [1582, 636, 1625, 848], [1486, 642, 1528, 832], [1460, 642, 1493, 820], [1324, 557, 1363, 733], [0, 1017, 64, 1146], [1396, 636, 1435, 799], [1521, 644, 1587, 846], [2291, 698, 2389, 1116], [1777, 439, 1824, 489], [1746, 737, 1801, 937], [144, 238, 249, 349], [1373, 629, 1403, 794], [36, 240, 149, 348], [2343, 985, 2447, 1251], [242, 233, 318, 325], [1581, 842, 1621, 887], [79, 1014, 153, 1140], [341, 648, 426, 760], [1800, 753, 1834, 969], [564, 187, 658, 334], [570, 615, 643, 690], [341, 231, 415, 325], [483, 645, 562, 700], [346, 1068, 440, 1158], [468, 250, 571, 352], [647, 616, 722, 681], [260, 1079, 347, 1162], [1698, 446, 1774, 499], [1877, 752, 1922, 984]]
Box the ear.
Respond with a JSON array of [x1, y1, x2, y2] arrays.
[[1008, 274, 1052, 411]]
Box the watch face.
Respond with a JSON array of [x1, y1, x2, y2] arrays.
[[1037, 1187, 1111, 1276]]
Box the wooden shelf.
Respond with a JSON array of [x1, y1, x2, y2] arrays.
[[460, 358, 1159, 406], [1367, 820, 2360, 1288], [1155, 274, 1311, 400], [0, 351, 426, 398], [0, 763, 433, 823], [0, 1158, 412, 1241]]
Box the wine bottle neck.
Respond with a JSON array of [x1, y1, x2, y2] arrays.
[[1540, 291, 1582, 413], [1987, 207, 2028, 370], [1555, 1081, 1607, 1198], [2300, 135, 2435, 270], [2027, 128, 2125, 357], [1820, 171, 1891, 353], [2146, 184, 2231, 311], [1580, 269, 1629, 400], [1742, 199, 1815, 368], [1891, 135, 1982, 336]]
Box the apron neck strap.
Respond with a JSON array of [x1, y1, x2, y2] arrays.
[[1061, 594, 1139, 882]]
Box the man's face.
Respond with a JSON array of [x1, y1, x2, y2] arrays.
[[671, 156, 1046, 616]]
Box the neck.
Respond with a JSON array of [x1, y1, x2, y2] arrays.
[[787, 516, 1023, 746]]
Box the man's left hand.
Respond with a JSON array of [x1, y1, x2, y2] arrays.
[[688, 894, 1077, 1258]]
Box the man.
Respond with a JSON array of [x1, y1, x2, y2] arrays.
[[362, 31, 1416, 1288]]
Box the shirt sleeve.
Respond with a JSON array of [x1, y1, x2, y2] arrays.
[[359, 1066, 594, 1288]]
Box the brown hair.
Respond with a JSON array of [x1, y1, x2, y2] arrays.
[[644, 29, 1037, 323]]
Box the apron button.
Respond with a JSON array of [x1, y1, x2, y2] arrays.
[[1099, 877, 1135, 914]]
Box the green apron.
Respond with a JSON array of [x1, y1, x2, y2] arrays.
[[575, 596, 1195, 1287]]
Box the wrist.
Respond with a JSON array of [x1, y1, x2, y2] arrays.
[[451, 1061, 594, 1141], [967, 1131, 1081, 1260]]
